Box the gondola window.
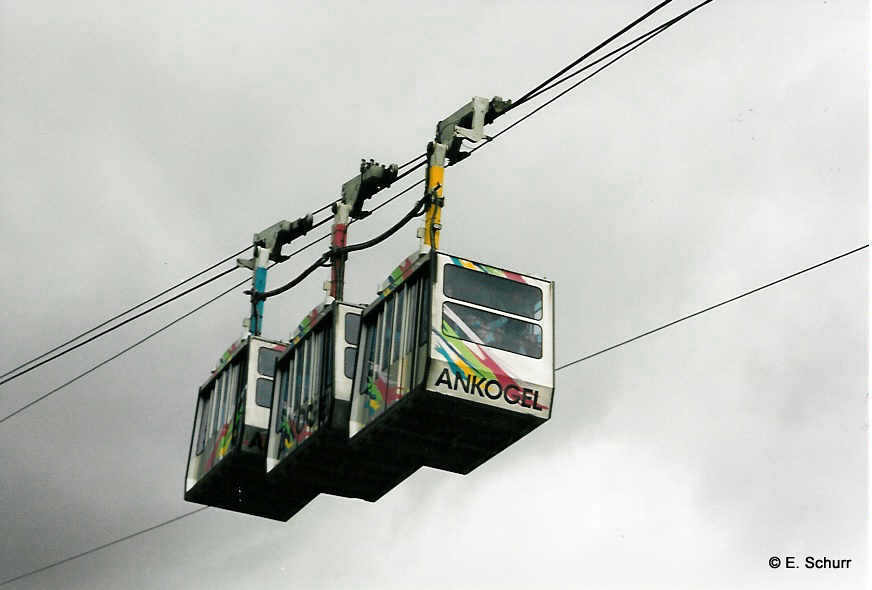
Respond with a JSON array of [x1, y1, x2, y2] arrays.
[[276, 361, 291, 433], [255, 377, 273, 408], [444, 264, 543, 320], [344, 347, 356, 379], [293, 345, 305, 421], [358, 316, 377, 397], [442, 301, 542, 358], [195, 391, 210, 455], [345, 313, 360, 345], [258, 348, 280, 377], [381, 295, 395, 373]]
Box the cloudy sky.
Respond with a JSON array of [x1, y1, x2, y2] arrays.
[[0, 1, 867, 588]]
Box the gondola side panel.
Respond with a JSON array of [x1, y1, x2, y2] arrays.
[[349, 252, 432, 438], [185, 338, 249, 492], [266, 305, 335, 471]]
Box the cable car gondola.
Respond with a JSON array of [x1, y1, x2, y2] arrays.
[[266, 299, 419, 501], [349, 95, 555, 475], [184, 334, 317, 520], [349, 250, 554, 475], [185, 94, 553, 521], [184, 216, 319, 520], [265, 161, 421, 502]]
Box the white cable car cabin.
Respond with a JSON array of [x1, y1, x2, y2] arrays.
[[184, 335, 317, 520], [349, 250, 554, 475], [266, 301, 419, 501]]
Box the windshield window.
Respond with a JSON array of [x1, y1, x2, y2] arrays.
[[345, 313, 360, 345], [258, 348, 281, 377], [444, 264, 542, 320], [255, 378, 273, 408]]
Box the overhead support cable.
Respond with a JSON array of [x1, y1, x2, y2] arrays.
[[0, 265, 241, 387], [510, 0, 674, 109], [520, 0, 715, 104], [309, 214, 334, 233], [555, 244, 869, 371], [398, 153, 427, 170], [0, 245, 249, 382], [0, 274, 248, 425], [366, 179, 425, 215], [0, 508, 208, 588], [392, 160, 427, 185], [471, 0, 717, 158]]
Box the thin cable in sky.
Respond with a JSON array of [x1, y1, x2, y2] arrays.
[[511, 0, 675, 108], [0, 245, 249, 381], [0, 265, 240, 387], [398, 153, 427, 170], [392, 160, 427, 185], [0, 508, 208, 587], [366, 179, 424, 215], [0, 274, 248, 425], [471, 0, 716, 158], [2, 243, 865, 585], [521, 0, 715, 104], [556, 244, 868, 371]]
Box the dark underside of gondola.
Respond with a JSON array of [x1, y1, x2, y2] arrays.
[[268, 421, 420, 503], [352, 386, 545, 476], [185, 449, 317, 521]]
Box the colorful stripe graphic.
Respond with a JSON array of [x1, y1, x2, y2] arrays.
[[277, 407, 319, 460], [366, 376, 386, 412], [378, 252, 428, 297], [213, 338, 244, 374], [281, 420, 295, 450], [435, 326, 550, 411], [205, 422, 231, 471], [447, 256, 528, 284], [437, 324, 514, 390], [217, 422, 233, 457], [292, 303, 329, 345]]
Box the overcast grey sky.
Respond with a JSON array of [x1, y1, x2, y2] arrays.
[[0, 1, 867, 588]]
